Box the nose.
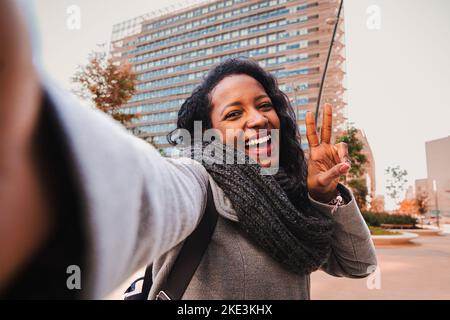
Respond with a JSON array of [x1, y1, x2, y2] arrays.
[[246, 109, 269, 129]]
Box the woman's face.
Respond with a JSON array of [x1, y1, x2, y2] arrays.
[[210, 74, 281, 167]]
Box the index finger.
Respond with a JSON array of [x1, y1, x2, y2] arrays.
[[306, 111, 319, 148], [321, 103, 333, 144]]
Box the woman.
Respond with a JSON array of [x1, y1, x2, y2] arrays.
[[0, 1, 376, 298], [148, 58, 377, 300]]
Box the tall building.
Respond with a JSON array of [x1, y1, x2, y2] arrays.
[[415, 136, 450, 217], [110, 0, 347, 154], [355, 129, 376, 199], [426, 136, 450, 216]]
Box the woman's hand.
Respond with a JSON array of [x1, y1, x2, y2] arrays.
[[305, 104, 351, 203], [0, 0, 50, 292]]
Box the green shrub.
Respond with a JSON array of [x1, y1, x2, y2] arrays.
[[369, 226, 402, 236], [362, 212, 418, 227]]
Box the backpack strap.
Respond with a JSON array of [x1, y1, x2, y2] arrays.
[[124, 182, 218, 300]]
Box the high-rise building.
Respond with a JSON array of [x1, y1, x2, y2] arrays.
[[415, 136, 450, 217], [425, 136, 450, 216], [110, 0, 347, 154], [355, 129, 376, 199]]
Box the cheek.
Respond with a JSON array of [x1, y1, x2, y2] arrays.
[[215, 124, 241, 145], [270, 111, 281, 129]]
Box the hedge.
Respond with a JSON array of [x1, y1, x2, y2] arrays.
[[362, 212, 418, 227]]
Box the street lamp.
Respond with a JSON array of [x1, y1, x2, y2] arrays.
[[315, 0, 344, 125], [433, 179, 440, 229]]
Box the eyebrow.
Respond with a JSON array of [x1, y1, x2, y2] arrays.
[[220, 94, 269, 116]]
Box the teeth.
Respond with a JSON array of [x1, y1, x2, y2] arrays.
[[246, 135, 271, 147]]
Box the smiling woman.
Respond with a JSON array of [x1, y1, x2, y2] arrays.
[[209, 74, 280, 168], [0, 0, 376, 299], [143, 58, 379, 300]]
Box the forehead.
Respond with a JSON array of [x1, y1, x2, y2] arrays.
[[210, 74, 267, 103]]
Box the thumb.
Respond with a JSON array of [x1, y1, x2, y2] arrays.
[[317, 162, 350, 186]]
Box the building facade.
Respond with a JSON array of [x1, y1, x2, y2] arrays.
[[110, 0, 347, 154], [425, 136, 450, 216], [414, 136, 450, 218], [355, 129, 376, 199]]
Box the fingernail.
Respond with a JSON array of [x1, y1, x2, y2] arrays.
[[339, 163, 350, 173]]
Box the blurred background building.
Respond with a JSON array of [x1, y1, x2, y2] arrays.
[[415, 136, 450, 217], [356, 128, 376, 199], [109, 0, 347, 155]]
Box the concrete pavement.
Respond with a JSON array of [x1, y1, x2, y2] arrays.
[[311, 226, 450, 300]]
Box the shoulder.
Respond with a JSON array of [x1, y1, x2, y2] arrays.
[[165, 157, 209, 191]]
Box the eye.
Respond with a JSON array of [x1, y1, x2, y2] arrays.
[[224, 110, 241, 120], [259, 103, 274, 110]]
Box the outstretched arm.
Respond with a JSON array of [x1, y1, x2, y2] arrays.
[[0, 0, 208, 299], [0, 0, 50, 293]]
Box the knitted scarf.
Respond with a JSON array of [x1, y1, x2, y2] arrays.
[[184, 140, 334, 275]]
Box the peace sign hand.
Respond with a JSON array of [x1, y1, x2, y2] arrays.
[[305, 104, 351, 203]]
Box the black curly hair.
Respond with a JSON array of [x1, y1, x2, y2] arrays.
[[167, 57, 307, 180]]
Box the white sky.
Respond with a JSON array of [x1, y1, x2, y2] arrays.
[[31, 0, 450, 210]]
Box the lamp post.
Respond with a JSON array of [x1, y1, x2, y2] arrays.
[[433, 179, 440, 229], [315, 0, 344, 126]]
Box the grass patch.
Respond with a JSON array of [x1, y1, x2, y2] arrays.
[[369, 226, 402, 236]]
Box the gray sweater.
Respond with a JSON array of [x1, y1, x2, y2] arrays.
[[44, 78, 377, 300], [150, 177, 378, 300]]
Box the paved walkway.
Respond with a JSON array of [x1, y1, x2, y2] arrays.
[[311, 226, 450, 300], [110, 226, 450, 300]]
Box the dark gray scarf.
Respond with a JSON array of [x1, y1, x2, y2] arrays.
[[184, 140, 334, 275]]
